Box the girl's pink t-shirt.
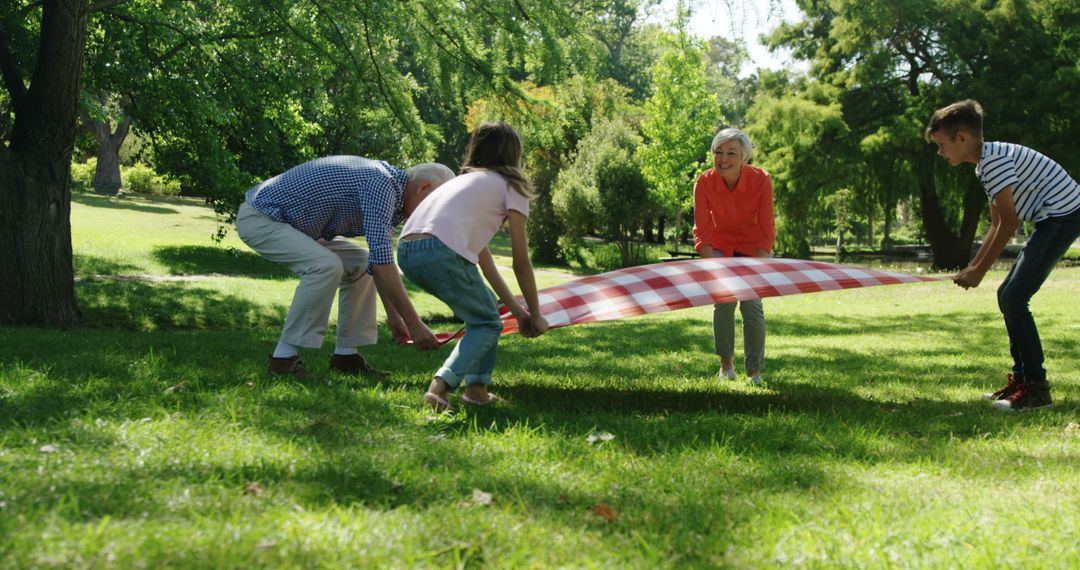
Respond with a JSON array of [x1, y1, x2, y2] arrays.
[[401, 170, 530, 264]]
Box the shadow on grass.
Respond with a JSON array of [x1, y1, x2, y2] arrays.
[[76, 276, 287, 330], [3, 296, 1079, 531], [74, 254, 142, 276], [151, 245, 291, 277], [73, 193, 181, 215]]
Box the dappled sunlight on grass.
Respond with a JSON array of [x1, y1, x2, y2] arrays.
[[6, 194, 1080, 566]]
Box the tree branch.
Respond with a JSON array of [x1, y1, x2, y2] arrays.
[[351, 0, 412, 131], [0, 25, 27, 110], [89, 0, 129, 12], [512, 0, 530, 21]]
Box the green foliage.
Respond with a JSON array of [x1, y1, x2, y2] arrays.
[[553, 117, 651, 268], [746, 85, 851, 257], [640, 30, 723, 225], [122, 164, 182, 196], [70, 159, 98, 194], [468, 77, 638, 264], [825, 187, 855, 258], [765, 0, 1080, 267], [590, 242, 625, 272]]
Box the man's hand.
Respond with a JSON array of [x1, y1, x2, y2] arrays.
[[953, 265, 985, 289], [388, 315, 410, 345]]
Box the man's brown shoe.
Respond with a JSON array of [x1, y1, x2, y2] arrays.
[[330, 353, 390, 377], [267, 354, 311, 379]]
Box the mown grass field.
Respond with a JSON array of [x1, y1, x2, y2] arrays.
[[2, 193, 1079, 568]]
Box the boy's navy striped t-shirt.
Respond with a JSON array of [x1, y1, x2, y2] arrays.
[[977, 142, 1080, 222]]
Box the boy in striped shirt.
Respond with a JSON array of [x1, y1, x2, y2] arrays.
[[926, 99, 1080, 411]]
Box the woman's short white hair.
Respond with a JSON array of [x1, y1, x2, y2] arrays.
[[711, 128, 753, 163]]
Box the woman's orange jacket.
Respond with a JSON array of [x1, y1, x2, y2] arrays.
[[692, 165, 776, 257]]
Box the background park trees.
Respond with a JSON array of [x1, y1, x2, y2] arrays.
[[4, 0, 1080, 326], [762, 0, 1080, 268]]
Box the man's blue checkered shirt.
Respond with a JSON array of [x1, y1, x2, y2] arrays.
[[244, 156, 409, 273]]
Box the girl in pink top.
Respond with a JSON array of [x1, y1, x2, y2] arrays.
[[398, 122, 549, 410]]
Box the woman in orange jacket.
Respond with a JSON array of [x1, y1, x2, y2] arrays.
[[693, 127, 776, 384]]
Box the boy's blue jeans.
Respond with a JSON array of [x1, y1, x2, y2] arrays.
[[398, 237, 502, 389], [997, 207, 1080, 383]]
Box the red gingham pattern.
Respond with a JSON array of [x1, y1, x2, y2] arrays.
[[422, 257, 946, 345]]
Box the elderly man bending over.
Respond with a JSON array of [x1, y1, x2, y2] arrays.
[[236, 156, 455, 378]]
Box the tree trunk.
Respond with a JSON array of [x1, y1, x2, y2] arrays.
[[656, 216, 666, 245], [881, 200, 893, 252], [866, 205, 873, 248], [918, 176, 986, 270], [0, 0, 89, 326], [91, 115, 130, 195]]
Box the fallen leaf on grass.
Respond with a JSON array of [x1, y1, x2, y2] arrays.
[[163, 382, 187, 393], [556, 494, 570, 504], [244, 482, 266, 496], [1066, 422, 1080, 433], [254, 542, 277, 550], [471, 488, 494, 506], [590, 503, 618, 522], [586, 432, 615, 444], [245, 381, 256, 389], [39, 444, 58, 454]]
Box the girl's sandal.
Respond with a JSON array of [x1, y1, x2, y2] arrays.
[[461, 393, 500, 407], [423, 391, 452, 412]]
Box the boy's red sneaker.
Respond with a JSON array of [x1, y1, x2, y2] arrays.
[[991, 381, 1053, 412], [982, 373, 1023, 401]]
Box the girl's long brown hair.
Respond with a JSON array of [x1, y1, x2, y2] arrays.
[[459, 121, 534, 198]]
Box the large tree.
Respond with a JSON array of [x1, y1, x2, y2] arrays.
[[0, 0, 91, 326], [1, 0, 642, 326], [769, 0, 1080, 268], [639, 27, 722, 245]]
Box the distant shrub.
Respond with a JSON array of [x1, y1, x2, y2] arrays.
[[123, 163, 181, 196], [591, 243, 624, 272], [70, 158, 97, 193]]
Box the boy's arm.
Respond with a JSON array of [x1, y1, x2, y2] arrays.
[[955, 187, 1019, 289], [967, 203, 1000, 271]]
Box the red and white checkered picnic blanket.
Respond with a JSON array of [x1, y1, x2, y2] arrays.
[[420, 257, 946, 345]]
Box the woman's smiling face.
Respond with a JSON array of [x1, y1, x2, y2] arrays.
[[713, 140, 746, 179]]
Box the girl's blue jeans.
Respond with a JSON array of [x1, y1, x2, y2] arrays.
[[997, 207, 1080, 383], [397, 237, 502, 389]]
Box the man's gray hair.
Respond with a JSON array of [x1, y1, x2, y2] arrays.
[[406, 163, 455, 186], [711, 128, 753, 163]]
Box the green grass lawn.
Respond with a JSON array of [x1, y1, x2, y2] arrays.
[[2, 193, 1080, 568]]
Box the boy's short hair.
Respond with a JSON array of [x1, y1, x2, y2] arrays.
[[924, 99, 984, 142]]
